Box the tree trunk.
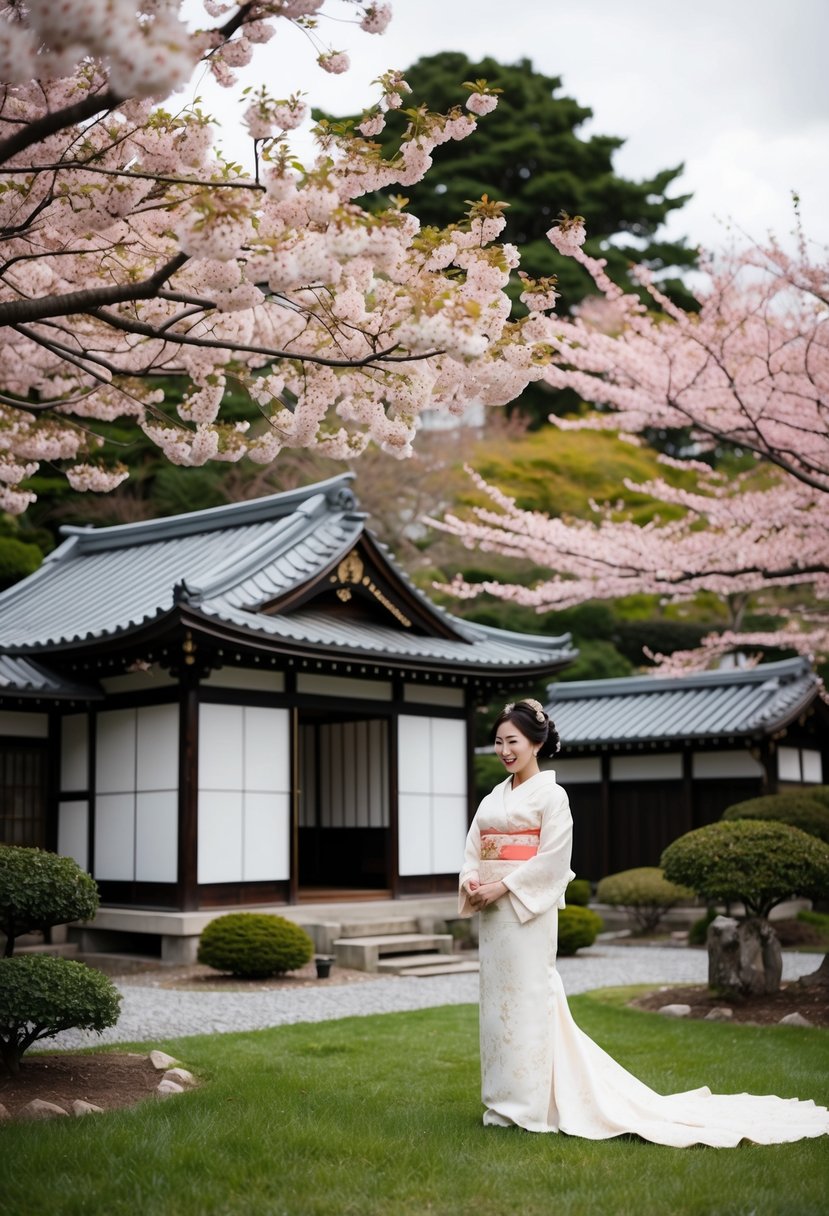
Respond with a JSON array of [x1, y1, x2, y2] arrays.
[[797, 952, 829, 988], [707, 915, 782, 998]]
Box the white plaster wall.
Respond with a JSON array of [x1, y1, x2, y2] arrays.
[[0, 710, 48, 738], [778, 746, 801, 782], [135, 791, 178, 883], [802, 749, 823, 783], [60, 715, 88, 791], [58, 800, 88, 870], [397, 715, 467, 876], [610, 754, 683, 782], [296, 673, 392, 700], [547, 757, 601, 784], [403, 684, 465, 707], [94, 792, 134, 880], [94, 706, 179, 883], [96, 709, 136, 794], [197, 704, 290, 884], [202, 668, 285, 692], [692, 751, 765, 779]]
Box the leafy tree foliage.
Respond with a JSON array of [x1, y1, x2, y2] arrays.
[[350, 52, 696, 314], [0, 846, 99, 957], [0, 955, 120, 1075], [661, 821, 829, 920]]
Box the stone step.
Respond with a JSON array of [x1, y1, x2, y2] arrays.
[[15, 942, 80, 958], [334, 932, 452, 972], [400, 960, 481, 978], [338, 918, 420, 939], [376, 952, 478, 974]]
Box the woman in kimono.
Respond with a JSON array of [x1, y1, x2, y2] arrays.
[[459, 697, 829, 1147]]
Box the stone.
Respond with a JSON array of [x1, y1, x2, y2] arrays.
[[707, 915, 782, 998], [71, 1100, 104, 1116], [156, 1079, 185, 1098], [20, 1099, 68, 1119], [704, 1007, 733, 1021], [778, 1012, 813, 1027], [149, 1050, 180, 1071], [657, 1003, 692, 1017], [0, 1103, 10, 1119], [163, 1067, 195, 1088]]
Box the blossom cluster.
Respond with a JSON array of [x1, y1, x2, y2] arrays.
[[0, 1, 558, 507]]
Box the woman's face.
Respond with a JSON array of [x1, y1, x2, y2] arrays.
[[494, 718, 537, 781]]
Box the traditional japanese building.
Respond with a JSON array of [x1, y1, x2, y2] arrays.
[[0, 474, 574, 951], [544, 659, 828, 882]]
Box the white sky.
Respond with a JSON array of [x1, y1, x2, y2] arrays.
[[181, 0, 829, 256]]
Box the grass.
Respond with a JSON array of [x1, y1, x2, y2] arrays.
[[0, 989, 827, 1216]]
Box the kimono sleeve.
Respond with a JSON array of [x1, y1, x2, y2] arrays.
[[502, 784, 575, 923], [457, 815, 481, 918]]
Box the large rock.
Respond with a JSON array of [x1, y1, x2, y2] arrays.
[[149, 1050, 180, 1071], [707, 915, 782, 998], [19, 1099, 68, 1119]]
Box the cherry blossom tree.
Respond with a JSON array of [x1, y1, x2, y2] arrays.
[[0, 1, 563, 515], [433, 216, 829, 670]]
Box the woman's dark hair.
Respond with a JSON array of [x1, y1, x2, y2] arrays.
[[492, 698, 560, 758]]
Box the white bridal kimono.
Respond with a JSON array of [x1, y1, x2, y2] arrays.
[[459, 770, 829, 1148]]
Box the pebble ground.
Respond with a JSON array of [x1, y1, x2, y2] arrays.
[[48, 944, 825, 1050]]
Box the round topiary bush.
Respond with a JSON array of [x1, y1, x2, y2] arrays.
[[197, 912, 314, 978], [0, 845, 99, 956], [661, 820, 829, 919], [558, 906, 603, 956], [565, 878, 591, 907], [0, 954, 121, 1075], [721, 791, 829, 844], [595, 867, 694, 934]]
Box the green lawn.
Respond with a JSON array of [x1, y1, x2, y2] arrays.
[[1, 989, 827, 1216]]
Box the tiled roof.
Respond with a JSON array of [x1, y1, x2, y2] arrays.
[[545, 658, 821, 746], [0, 654, 101, 701], [0, 474, 574, 676]]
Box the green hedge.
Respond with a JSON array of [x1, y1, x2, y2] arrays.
[[565, 878, 591, 907], [0, 845, 99, 956], [595, 867, 694, 934], [198, 913, 314, 978], [661, 820, 829, 919], [558, 906, 603, 956], [0, 955, 121, 1075], [722, 791, 829, 844]]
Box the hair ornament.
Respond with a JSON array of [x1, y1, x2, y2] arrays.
[[522, 697, 546, 722], [503, 697, 546, 723]]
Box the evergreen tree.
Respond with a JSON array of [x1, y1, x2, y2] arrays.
[[341, 52, 697, 313]]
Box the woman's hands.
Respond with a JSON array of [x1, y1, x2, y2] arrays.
[[465, 879, 507, 910]]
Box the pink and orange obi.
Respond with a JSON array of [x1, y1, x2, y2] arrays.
[[479, 827, 540, 862]]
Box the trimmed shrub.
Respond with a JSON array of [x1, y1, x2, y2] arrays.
[[595, 867, 694, 934], [558, 906, 603, 956], [565, 878, 591, 907], [661, 820, 829, 919], [0, 845, 99, 956], [474, 753, 506, 802], [198, 912, 314, 978], [722, 792, 829, 844], [0, 954, 121, 1075], [688, 907, 719, 947]]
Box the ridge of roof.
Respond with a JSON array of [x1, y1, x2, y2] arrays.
[[184, 491, 360, 603], [57, 473, 358, 553], [547, 657, 814, 700]]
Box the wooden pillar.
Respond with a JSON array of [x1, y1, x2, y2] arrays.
[[177, 680, 199, 911], [388, 677, 402, 898], [289, 705, 299, 904], [600, 751, 611, 879]]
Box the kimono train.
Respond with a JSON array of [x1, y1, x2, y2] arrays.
[[459, 769, 829, 1148]]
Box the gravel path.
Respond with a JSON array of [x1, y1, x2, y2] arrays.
[[48, 946, 825, 1050]]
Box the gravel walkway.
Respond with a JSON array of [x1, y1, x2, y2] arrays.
[[48, 946, 825, 1051]]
